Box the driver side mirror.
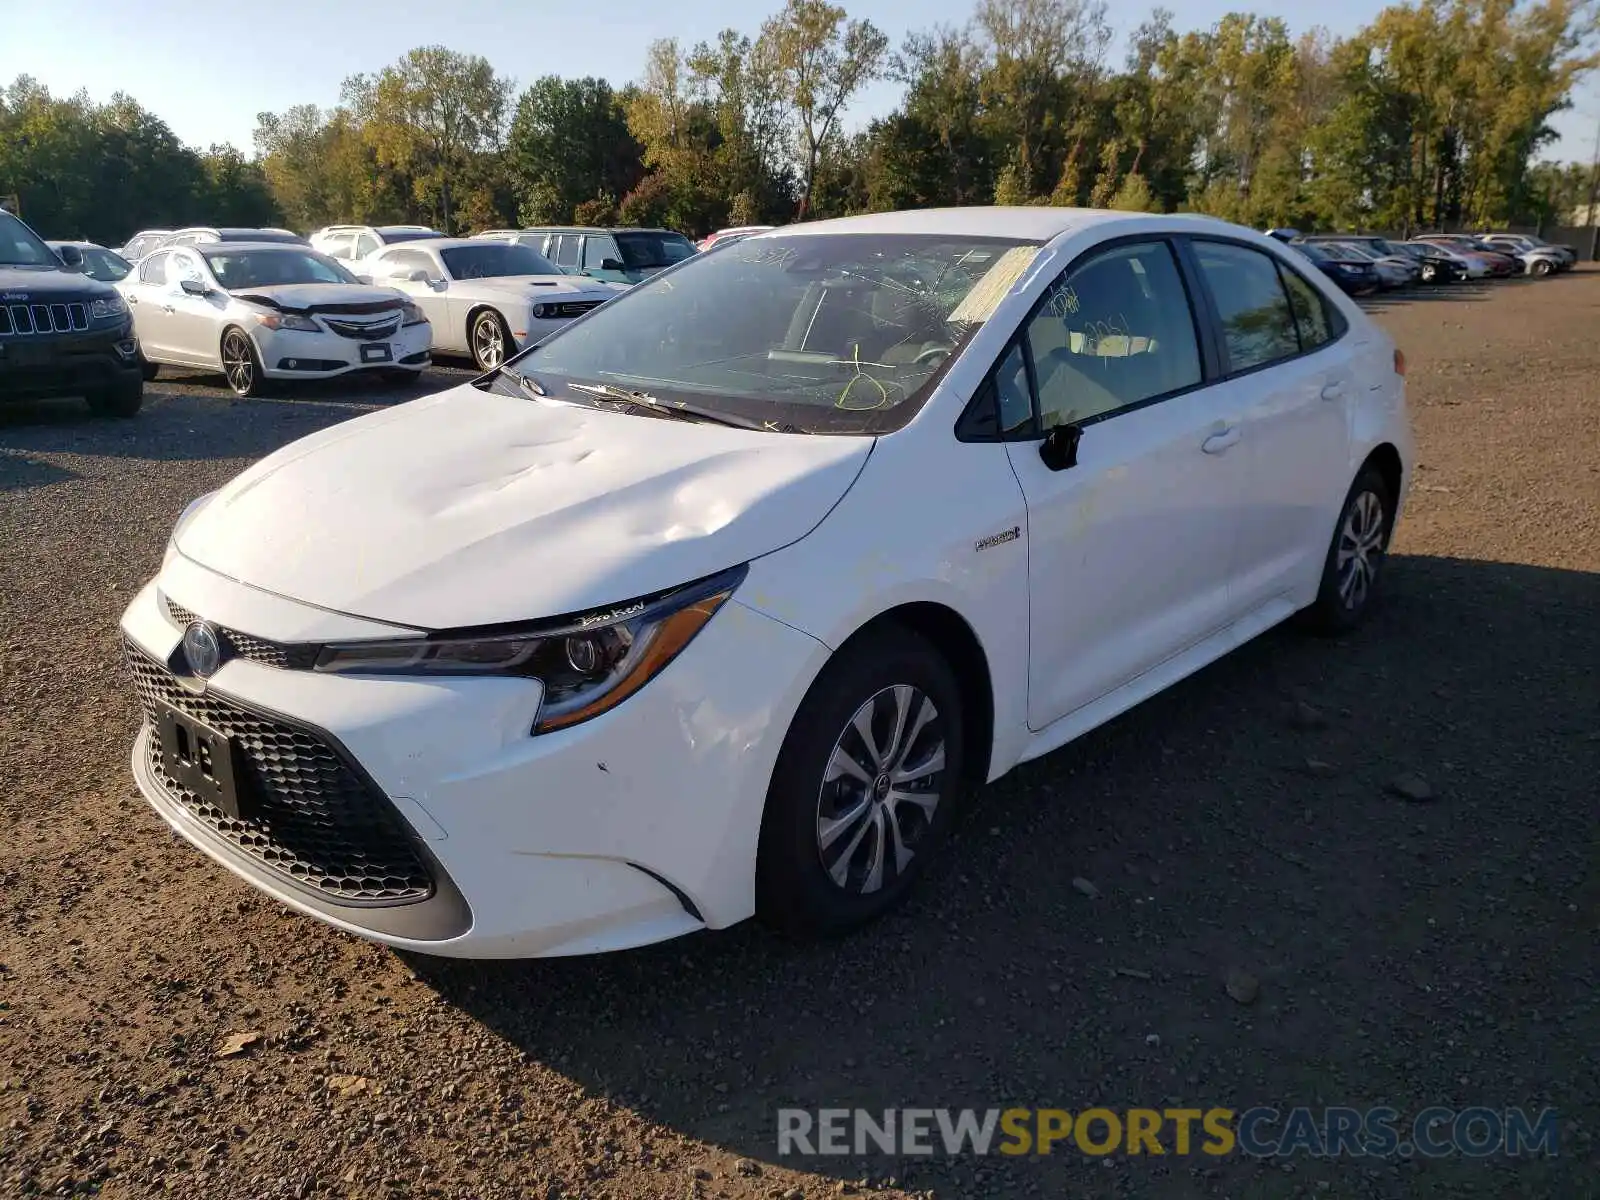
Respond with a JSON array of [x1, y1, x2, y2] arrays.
[[600, 258, 624, 272], [56, 244, 85, 270], [1039, 422, 1083, 472], [179, 278, 207, 297]]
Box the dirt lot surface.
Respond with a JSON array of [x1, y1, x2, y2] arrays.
[[2, 276, 1597, 1200]]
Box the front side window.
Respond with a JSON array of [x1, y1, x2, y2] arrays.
[[204, 248, 356, 289], [615, 231, 696, 269], [581, 235, 617, 269], [171, 250, 204, 284], [1027, 240, 1202, 428], [139, 252, 170, 286], [440, 242, 560, 280], [381, 249, 436, 277], [320, 232, 356, 259], [1192, 241, 1300, 373], [507, 233, 1040, 435], [82, 247, 131, 282]]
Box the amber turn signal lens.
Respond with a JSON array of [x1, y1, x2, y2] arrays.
[[1394, 348, 1407, 376]]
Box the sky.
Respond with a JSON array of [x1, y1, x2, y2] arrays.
[[1, 0, 1595, 164]]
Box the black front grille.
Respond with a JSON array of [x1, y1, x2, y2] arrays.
[[163, 596, 318, 670], [125, 641, 434, 905], [322, 314, 403, 340], [0, 301, 89, 336], [547, 301, 602, 319]]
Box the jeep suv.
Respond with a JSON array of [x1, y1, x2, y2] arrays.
[[0, 210, 144, 416]]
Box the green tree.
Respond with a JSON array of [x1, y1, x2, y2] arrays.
[[506, 77, 642, 225]]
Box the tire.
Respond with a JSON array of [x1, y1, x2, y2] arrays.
[[1420, 263, 1437, 284], [1299, 466, 1394, 635], [139, 355, 159, 382], [469, 309, 511, 371], [220, 327, 263, 398], [756, 625, 966, 937], [1532, 259, 1553, 277], [86, 376, 143, 418]]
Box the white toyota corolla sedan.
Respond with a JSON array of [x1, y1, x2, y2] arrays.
[[120, 208, 1412, 958]]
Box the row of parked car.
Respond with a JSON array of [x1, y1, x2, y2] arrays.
[[1266, 229, 1577, 294]]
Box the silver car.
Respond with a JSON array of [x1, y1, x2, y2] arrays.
[[357, 237, 626, 370], [118, 242, 431, 397]]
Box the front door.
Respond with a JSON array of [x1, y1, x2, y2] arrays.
[[379, 250, 455, 348], [124, 251, 176, 360], [1002, 239, 1249, 729], [165, 250, 229, 366]]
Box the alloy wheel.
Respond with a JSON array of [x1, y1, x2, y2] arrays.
[[473, 315, 506, 370], [222, 332, 254, 396], [1335, 490, 1386, 611], [815, 684, 947, 895]]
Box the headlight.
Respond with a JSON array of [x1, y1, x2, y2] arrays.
[[91, 294, 127, 319], [254, 311, 319, 332], [313, 565, 747, 733], [400, 302, 427, 326], [531, 303, 550, 319]]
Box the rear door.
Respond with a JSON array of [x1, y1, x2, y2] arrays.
[[1187, 239, 1354, 613], [1001, 238, 1249, 728]]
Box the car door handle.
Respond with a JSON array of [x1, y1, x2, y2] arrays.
[[161, 303, 175, 313], [1320, 382, 1346, 401], [1202, 428, 1240, 454], [125, 294, 138, 305]]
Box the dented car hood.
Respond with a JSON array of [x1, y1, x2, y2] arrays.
[[175, 384, 872, 629], [229, 283, 410, 312]]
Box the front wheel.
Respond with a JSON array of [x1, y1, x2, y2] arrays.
[[1299, 466, 1394, 635], [220, 328, 263, 398], [756, 626, 965, 937], [1420, 263, 1438, 284], [1532, 259, 1553, 277], [470, 310, 511, 371]]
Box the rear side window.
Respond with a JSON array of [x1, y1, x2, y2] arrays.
[[320, 231, 356, 259], [1026, 240, 1202, 427], [550, 235, 580, 267], [1192, 242, 1300, 373], [1279, 266, 1339, 350]]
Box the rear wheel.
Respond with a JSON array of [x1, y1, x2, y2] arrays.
[[1300, 466, 1394, 635], [86, 376, 143, 418], [220, 328, 263, 398], [139, 354, 159, 382], [756, 626, 965, 937], [1420, 263, 1438, 284], [1532, 259, 1553, 277], [470, 310, 510, 371]]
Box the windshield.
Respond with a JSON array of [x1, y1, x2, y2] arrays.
[[504, 232, 1040, 435], [1297, 243, 1330, 262], [1335, 244, 1377, 261], [441, 242, 560, 279], [203, 248, 358, 289], [615, 231, 697, 269], [0, 212, 58, 267], [82, 247, 131, 282]]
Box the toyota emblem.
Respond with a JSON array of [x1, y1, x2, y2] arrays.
[[183, 621, 223, 678]]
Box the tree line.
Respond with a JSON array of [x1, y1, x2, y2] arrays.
[[3, 0, 1597, 246]]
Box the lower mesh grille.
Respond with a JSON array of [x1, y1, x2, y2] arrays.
[[125, 640, 433, 905]]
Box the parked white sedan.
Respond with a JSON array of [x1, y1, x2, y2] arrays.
[[356, 238, 626, 370], [119, 243, 431, 396], [121, 208, 1412, 958]]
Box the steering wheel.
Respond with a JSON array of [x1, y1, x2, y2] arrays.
[[914, 343, 954, 366]]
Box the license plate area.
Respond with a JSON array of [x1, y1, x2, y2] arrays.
[[1, 343, 51, 366], [360, 343, 392, 363], [156, 702, 247, 820]]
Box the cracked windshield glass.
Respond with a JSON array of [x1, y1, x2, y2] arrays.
[[507, 234, 1042, 433]]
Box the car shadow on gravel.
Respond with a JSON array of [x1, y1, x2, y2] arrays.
[[403, 553, 1598, 1197]]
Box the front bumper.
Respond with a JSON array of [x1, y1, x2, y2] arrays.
[[256, 321, 432, 380], [120, 554, 830, 958], [0, 318, 140, 401]]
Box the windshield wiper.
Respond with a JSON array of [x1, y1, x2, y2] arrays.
[[564, 382, 794, 432]]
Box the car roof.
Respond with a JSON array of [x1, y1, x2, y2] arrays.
[[774, 206, 1242, 243], [370, 237, 481, 252], [47, 240, 102, 249], [515, 226, 685, 235]]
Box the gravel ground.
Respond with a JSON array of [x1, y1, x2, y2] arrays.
[[2, 277, 1597, 1200]]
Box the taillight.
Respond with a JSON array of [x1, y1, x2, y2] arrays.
[[1394, 348, 1407, 376]]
